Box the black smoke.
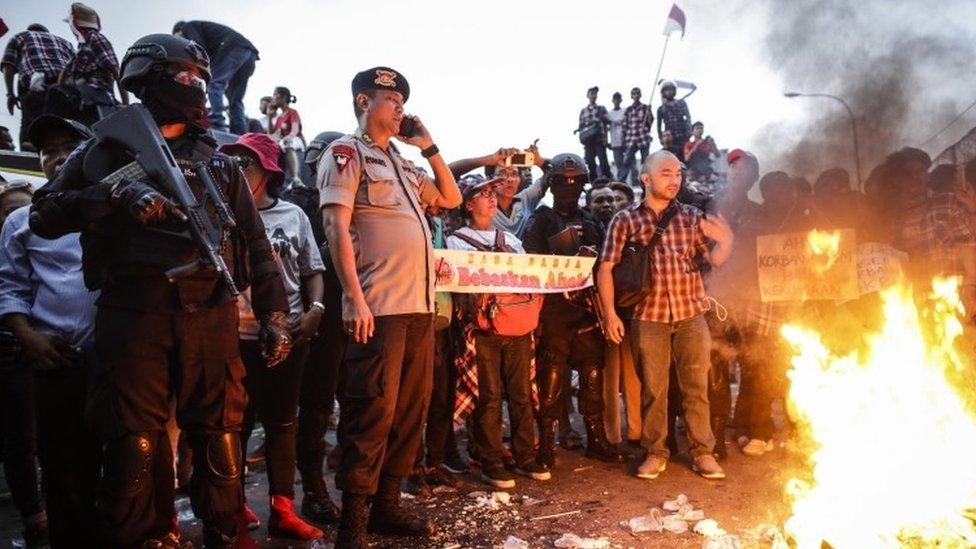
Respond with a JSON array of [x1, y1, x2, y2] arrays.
[[753, 0, 975, 179]]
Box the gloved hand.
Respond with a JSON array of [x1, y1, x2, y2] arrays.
[[110, 179, 187, 225], [258, 311, 292, 367]]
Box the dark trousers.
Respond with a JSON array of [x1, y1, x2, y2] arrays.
[[416, 329, 460, 469], [90, 303, 245, 545], [18, 90, 46, 148], [0, 355, 43, 520], [34, 364, 103, 548], [733, 331, 787, 441], [582, 142, 611, 180], [208, 46, 257, 134], [611, 146, 625, 178], [536, 298, 605, 423], [297, 280, 344, 495], [470, 332, 535, 467], [240, 338, 310, 498], [619, 144, 650, 186], [336, 313, 434, 495]]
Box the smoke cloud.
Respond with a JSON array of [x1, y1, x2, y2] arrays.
[[752, 0, 975, 179]]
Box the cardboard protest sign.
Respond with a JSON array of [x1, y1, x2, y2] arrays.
[[856, 242, 907, 296], [434, 250, 594, 294], [757, 229, 858, 302]]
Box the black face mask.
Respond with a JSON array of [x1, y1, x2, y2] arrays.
[[140, 75, 209, 130]]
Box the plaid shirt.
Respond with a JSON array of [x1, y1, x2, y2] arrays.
[[579, 104, 609, 131], [1, 31, 74, 90], [65, 30, 119, 90], [656, 99, 692, 141], [897, 192, 976, 277], [623, 102, 651, 148], [601, 201, 711, 322]]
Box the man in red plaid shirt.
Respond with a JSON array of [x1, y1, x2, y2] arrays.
[[596, 150, 733, 480]]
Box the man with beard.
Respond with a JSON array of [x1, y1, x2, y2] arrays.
[[28, 34, 290, 548], [522, 153, 626, 468], [597, 151, 733, 480]]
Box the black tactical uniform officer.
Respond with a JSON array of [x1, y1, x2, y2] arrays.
[[28, 34, 290, 548], [521, 153, 625, 467]]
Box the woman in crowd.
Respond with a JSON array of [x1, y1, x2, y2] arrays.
[[270, 86, 305, 185], [448, 175, 550, 489], [220, 133, 326, 541]]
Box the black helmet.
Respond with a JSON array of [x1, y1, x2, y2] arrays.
[[304, 131, 345, 170], [120, 34, 210, 92], [660, 80, 677, 92], [548, 153, 588, 179]]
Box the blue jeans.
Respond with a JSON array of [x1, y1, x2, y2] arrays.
[[207, 46, 256, 134], [619, 144, 649, 186], [630, 314, 715, 459]]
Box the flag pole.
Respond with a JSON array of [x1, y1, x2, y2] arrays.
[[648, 33, 671, 129], [652, 34, 671, 97]]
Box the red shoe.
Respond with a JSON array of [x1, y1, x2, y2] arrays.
[[268, 495, 324, 540], [242, 503, 261, 531]]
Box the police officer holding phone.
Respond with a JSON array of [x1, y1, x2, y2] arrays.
[[318, 66, 461, 548]]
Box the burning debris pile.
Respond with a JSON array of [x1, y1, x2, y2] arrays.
[[781, 277, 976, 547]]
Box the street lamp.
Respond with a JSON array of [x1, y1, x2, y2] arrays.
[[784, 92, 863, 190]]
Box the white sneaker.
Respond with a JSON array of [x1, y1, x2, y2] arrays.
[[741, 438, 774, 456]]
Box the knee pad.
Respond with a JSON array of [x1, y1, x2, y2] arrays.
[[205, 432, 242, 485], [103, 432, 156, 496]]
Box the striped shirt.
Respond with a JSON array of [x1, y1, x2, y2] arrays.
[[600, 201, 710, 322], [1, 31, 74, 89]]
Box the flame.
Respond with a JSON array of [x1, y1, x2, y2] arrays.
[[781, 277, 976, 548], [807, 229, 842, 274]]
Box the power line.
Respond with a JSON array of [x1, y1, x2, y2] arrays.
[[920, 95, 976, 149]]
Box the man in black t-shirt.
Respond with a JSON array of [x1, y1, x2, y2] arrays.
[[173, 20, 258, 134]]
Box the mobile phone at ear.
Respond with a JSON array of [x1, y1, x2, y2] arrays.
[[398, 116, 418, 138]]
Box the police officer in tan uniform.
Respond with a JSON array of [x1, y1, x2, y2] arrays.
[[318, 66, 461, 548]]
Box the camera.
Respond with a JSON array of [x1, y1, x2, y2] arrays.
[[504, 151, 536, 168], [398, 116, 419, 138]]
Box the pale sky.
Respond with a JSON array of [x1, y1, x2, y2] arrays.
[[2, 0, 973, 175]]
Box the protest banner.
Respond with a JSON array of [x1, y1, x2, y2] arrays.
[[757, 229, 858, 302], [434, 249, 595, 294], [856, 242, 907, 296]]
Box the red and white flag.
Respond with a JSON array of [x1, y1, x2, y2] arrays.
[[663, 3, 686, 38]]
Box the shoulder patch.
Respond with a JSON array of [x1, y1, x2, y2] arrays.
[[332, 144, 356, 174]]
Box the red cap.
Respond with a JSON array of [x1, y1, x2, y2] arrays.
[[726, 148, 753, 165], [220, 133, 284, 188]]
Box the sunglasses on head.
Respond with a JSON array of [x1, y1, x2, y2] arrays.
[[550, 174, 589, 186], [471, 187, 497, 200]]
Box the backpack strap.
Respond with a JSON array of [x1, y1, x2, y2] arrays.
[[452, 230, 494, 252], [493, 229, 509, 252]]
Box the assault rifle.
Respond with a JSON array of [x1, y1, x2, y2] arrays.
[[89, 104, 239, 295]]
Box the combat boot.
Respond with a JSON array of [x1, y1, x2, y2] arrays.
[[335, 492, 368, 549], [367, 476, 436, 537], [536, 417, 557, 468], [583, 414, 626, 463]]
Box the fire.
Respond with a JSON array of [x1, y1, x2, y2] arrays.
[[781, 277, 976, 548], [806, 229, 842, 274]]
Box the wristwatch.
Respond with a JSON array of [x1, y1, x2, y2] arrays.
[[310, 301, 325, 312], [421, 144, 439, 158]]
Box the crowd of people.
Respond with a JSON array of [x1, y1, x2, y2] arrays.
[[1, 5, 975, 549]]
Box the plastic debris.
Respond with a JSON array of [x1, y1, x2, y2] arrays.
[[662, 494, 689, 511], [502, 535, 529, 549], [661, 514, 689, 534], [626, 508, 664, 533], [693, 519, 727, 538], [553, 533, 611, 548], [466, 490, 512, 510], [676, 505, 705, 522]]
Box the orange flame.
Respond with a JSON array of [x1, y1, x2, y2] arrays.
[[781, 277, 976, 548]]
